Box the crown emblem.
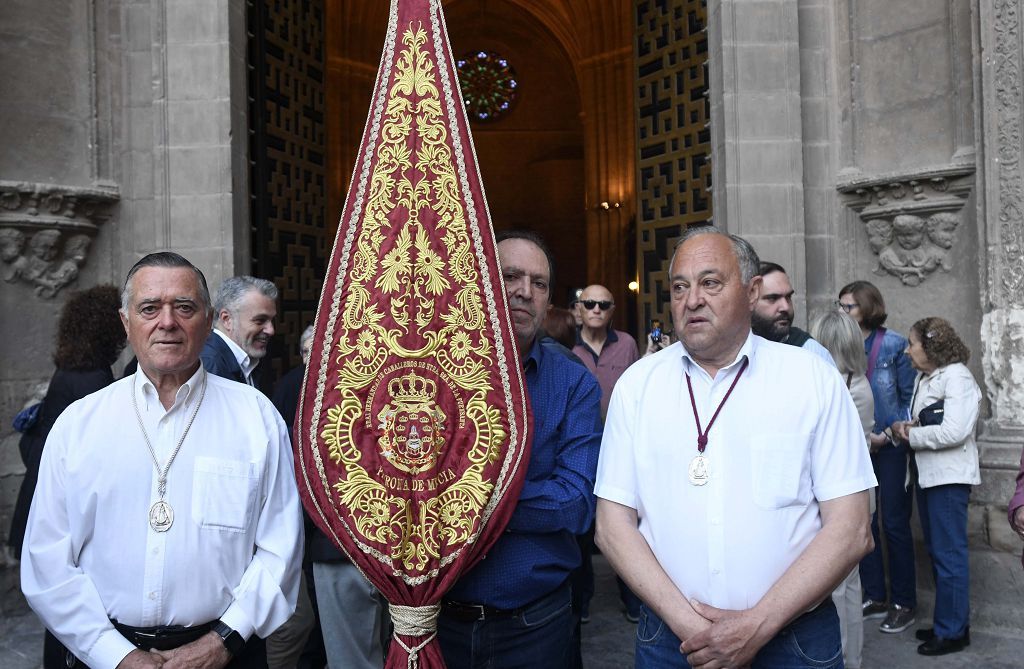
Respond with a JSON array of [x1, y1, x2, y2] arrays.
[[388, 372, 436, 405], [377, 369, 447, 475]]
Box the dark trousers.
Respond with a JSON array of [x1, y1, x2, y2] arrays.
[[917, 483, 971, 639], [859, 441, 917, 608], [635, 599, 842, 669], [44, 629, 268, 669], [438, 580, 573, 669]]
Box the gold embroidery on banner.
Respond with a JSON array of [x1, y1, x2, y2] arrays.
[[319, 21, 506, 574]]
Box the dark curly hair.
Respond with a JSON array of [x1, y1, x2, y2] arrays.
[[53, 284, 127, 370], [911, 317, 970, 368]]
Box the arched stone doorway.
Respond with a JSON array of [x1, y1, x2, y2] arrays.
[[249, 0, 637, 371], [323, 0, 635, 317]]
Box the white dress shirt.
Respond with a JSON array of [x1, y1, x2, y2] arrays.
[[595, 333, 876, 611], [215, 328, 259, 384], [21, 366, 303, 669]]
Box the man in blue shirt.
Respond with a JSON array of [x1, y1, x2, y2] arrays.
[[438, 230, 603, 669]]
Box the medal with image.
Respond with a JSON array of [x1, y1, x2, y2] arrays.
[[685, 359, 748, 486], [688, 454, 709, 486]]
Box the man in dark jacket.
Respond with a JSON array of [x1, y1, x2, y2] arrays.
[[201, 276, 278, 396]]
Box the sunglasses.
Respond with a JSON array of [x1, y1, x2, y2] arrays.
[[581, 300, 613, 311]]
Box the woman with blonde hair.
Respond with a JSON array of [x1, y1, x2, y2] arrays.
[[811, 310, 874, 669]]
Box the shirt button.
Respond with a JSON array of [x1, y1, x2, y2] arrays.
[[152, 547, 160, 555], [149, 592, 157, 600]]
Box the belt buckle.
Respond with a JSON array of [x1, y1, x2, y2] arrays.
[[134, 630, 160, 641], [469, 604, 487, 620]]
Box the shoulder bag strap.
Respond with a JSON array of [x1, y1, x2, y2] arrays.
[[865, 327, 886, 381]]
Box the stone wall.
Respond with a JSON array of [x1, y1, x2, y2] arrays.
[[0, 0, 250, 548]]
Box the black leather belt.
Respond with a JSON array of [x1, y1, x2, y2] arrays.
[[441, 600, 526, 622], [111, 619, 215, 652], [442, 581, 569, 622]]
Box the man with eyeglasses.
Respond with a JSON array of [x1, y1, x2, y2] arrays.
[[750, 262, 835, 367], [572, 285, 640, 421]]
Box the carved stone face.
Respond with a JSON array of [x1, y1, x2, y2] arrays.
[[29, 230, 61, 261], [65, 234, 91, 262], [927, 214, 958, 249], [0, 229, 25, 262], [892, 216, 925, 250]]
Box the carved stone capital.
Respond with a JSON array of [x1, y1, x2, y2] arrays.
[[0, 181, 119, 298], [836, 165, 974, 286]]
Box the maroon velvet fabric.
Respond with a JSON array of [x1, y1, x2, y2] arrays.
[[294, 1, 532, 667]]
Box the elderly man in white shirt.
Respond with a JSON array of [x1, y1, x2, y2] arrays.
[[595, 228, 876, 669], [21, 252, 302, 669]]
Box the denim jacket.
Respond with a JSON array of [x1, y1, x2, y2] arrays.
[[865, 328, 915, 433]]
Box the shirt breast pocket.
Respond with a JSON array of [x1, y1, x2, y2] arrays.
[[192, 456, 259, 533], [750, 434, 811, 510]]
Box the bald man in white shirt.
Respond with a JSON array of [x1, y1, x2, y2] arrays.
[[21, 252, 302, 669], [595, 228, 876, 669]]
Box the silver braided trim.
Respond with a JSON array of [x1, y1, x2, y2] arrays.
[[390, 603, 441, 669]]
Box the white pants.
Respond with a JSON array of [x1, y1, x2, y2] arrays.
[[313, 561, 390, 669], [831, 567, 863, 669]]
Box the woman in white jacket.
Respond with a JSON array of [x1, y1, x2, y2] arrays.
[[892, 317, 981, 657]]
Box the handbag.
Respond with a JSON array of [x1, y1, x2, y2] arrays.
[[12, 402, 41, 433], [918, 400, 945, 426]]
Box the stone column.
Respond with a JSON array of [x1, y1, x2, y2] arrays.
[[120, 0, 251, 287], [706, 0, 808, 307], [977, 0, 1024, 553]]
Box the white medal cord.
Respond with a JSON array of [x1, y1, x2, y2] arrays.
[[132, 373, 207, 503]]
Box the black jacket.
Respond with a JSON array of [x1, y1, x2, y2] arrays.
[[200, 331, 274, 396], [9, 367, 114, 558]]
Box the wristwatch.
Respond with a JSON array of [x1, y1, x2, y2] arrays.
[[212, 620, 245, 656]]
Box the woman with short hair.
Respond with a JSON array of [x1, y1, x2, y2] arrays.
[[892, 318, 981, 656]]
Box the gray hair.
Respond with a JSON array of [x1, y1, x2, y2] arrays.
[[121, 252, 212, 315], [674, 226, 761, 284], [809, 310, 866, 376], [300, 324, 315, 349], [213, 276, 279, 324]]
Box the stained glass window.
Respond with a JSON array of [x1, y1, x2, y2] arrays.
[[456, 51, 518, 122]]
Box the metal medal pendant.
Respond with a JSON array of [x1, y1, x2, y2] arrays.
[[688, 454, 710, 486], [149, 500, 174, 532]]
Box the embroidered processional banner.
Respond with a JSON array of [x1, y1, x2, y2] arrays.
[[294, 1, 532, 667]]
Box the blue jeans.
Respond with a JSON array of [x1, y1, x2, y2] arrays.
[[635, 600, 842, 669], [438, 581, 573, 669], [860, 442, 917, 608], [916, 483, 971, 639]]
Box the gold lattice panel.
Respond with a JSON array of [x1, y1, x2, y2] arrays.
[[635, 0, 711, 330], [249, 0, 328, 374]]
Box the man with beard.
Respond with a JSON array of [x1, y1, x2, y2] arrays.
[[201, 276, 279, 396], [751, 262, 835, 366]]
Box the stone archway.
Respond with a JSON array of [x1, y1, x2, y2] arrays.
[[323, 0, 635, 322]]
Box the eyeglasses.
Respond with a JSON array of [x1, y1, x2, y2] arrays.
[[581, 300, 613, 311], [836, 301, 859, 313]]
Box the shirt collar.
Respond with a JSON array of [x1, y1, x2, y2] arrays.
[[679, 330, 756, 380], [575, 326, 619, 347], [214, 328, 258, 379], [135, 363, 207, 413]]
